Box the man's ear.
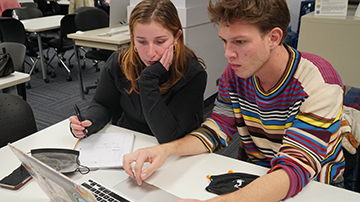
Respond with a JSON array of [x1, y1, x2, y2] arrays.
[[174, 29, 183, 44], [268, 27, 283, 48]]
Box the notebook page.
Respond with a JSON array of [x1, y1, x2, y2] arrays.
[[75, 133, 134, 169]]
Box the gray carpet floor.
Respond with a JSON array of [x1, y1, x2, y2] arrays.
[[25, 49, 102, 131]]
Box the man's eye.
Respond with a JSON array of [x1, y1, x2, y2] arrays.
[[236, 40, 245, 44]]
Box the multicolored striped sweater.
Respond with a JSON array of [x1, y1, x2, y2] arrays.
[[190, 45, 345, 199]]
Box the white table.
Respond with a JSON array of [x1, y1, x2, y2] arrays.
[[67, 25, 130, 98], [0, 71, 30, 90], [67, 25, 130, 51], [56, 0, 70, 6], [1, 119, 360, 201], [21, 15, 63, 83]]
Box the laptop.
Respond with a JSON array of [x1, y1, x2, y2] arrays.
[[8, 143, 179, 202]]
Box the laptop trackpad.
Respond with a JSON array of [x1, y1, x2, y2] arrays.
[[113, 177, 179, 202]]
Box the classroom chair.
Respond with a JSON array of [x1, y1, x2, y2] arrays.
[[0, 93, 37, 148], [74, 8, 113, 94], [46, 14, 77, 81], [0, 42, 27, 100]]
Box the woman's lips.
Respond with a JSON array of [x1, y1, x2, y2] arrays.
[[148, 61, 157, 65]]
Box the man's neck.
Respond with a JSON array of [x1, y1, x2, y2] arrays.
[[256, 45, 289, 92]]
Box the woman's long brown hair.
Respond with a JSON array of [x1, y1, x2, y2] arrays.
[[119, 0, 205, 94]]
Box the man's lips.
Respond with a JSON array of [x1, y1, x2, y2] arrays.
[[230, 63, 241, 69]]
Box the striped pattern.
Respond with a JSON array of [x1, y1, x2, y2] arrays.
[[190, 45, 345, 199]]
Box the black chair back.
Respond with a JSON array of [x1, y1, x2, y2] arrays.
[[1, 9, 14, 18], [20, 2, 38, 8], [0, 93, 37, 148], [61, 14, 77, 40], [74, 6, 97, 14], [0, 18, 40, 58], [48, 14, 76, 49], [0, 18, 26, 44], [75, 8, 109, 31], [14, 7, 43, 20], [33, 0, 54, 16], [49, 1, 61, 15]]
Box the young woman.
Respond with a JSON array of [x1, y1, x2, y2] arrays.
[[69, 0, 207, 144]]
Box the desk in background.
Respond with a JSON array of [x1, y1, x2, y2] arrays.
[[297, 6, 360, 87], [56, 0, 70, 5], [67, 25, 130, 99], [21, 15, 63, 83], [1, 119, 360, 201], [0, 71, 30, 90]]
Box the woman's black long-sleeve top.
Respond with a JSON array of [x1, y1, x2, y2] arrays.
[[84, 51, 207, 143]]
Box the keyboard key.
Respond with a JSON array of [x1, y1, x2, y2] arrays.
[[81, 183, 92, 189], [109, 192, 130, 202], [83, 179, 131, 202]]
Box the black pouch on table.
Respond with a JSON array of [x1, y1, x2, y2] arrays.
[[205, 172, 260, 195], [30, 148, 89, 174], [0, 47, 14, 77]]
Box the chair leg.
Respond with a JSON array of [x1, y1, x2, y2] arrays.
[[55, 53, 72, 82], [26, 58, 39, 89], [67, 52, 75, 68], [28, 59, 39, 75], [92, 60, 100, 72]]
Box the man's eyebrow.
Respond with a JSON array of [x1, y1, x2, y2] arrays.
[[218, 35, 247, 40]]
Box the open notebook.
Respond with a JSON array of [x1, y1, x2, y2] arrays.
[[8, 143, 179, 202], [74, 132, 135, 169]]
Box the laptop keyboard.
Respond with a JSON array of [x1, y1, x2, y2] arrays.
[[81, 179, 130, 202]]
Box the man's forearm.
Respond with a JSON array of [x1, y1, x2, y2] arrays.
[[162, 135, 209, 157], [208, 169, 290, 202]]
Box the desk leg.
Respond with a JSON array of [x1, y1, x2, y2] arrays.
[[36, 32, 49, 83], [74, 43, 85, 99]]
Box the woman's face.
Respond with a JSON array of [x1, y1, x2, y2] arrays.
[[133, 21, 176, 67]]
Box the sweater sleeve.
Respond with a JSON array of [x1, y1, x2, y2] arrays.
[[138, 60, 207, 143], [189, 67, 238, 152], [84, 52, 123, 136], [269, 54, 345, 199]]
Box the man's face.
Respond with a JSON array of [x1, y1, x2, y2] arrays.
[[218, 20, 272, 79]]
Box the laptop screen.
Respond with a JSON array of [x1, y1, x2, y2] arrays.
[[9, 143, 97, 202]]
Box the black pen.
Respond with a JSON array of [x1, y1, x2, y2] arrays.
[[73, 104, 87, 136], [73, 104, 83, 121]]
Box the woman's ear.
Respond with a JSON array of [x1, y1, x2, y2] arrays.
[[174, 29, 183, 44]]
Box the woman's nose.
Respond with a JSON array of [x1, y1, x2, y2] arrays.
[[147, 44, 156, 58]]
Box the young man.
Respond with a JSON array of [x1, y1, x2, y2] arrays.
[[123, 0, 345, 201]]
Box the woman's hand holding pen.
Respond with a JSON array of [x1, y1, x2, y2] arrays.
[[69, 116, 92, 138]]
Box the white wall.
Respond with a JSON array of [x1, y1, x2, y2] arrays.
[[109, 0, 129, 26], [286, 0, 303, 32]]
